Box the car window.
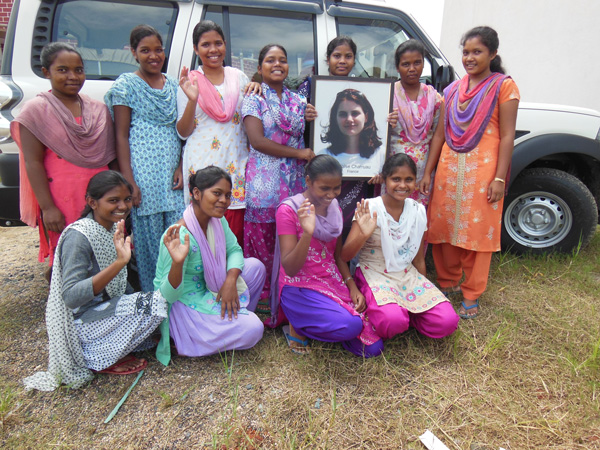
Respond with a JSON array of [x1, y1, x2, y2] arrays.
[[48, 0, 177, 80], [337, 16, 432, 82], [202, 6, 315, 89]]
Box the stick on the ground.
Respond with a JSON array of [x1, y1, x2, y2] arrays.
[[104, 370, 144, 424]]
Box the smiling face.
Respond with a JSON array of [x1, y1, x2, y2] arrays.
[[397, 50, 424, 88], [384, 165, 416, 203], [42, 50, 85, 98], [132, 35, 165, 76], [306, 173, 342, 211], [462, 36, 496, 81], [327, 43, 355, 77], [336, 100, 366, 137], [193, 178, 232, 219], [89, 184, 133, 230], [258, 47, 289, 85], [195, 30, 226, 70]]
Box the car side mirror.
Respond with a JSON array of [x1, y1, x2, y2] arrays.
[[434, 65, 455, 93]]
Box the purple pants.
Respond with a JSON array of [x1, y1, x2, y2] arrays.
[[169, 257, 266, 357], [280, 286, 383, 358], [356, 268, 459, 340]]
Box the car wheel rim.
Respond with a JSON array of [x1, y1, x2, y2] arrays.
[[504, 191, 573, 249]]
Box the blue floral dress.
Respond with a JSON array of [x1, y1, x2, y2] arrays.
[[105, 73, 184, 291]]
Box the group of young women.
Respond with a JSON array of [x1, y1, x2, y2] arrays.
[[17, 21, 518, 390]]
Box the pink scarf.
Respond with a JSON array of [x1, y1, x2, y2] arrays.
[[11, 92, 116, 227], [188, 66, 240, 123], [393, 82, 437, 144]]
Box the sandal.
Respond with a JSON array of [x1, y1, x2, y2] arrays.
[[441, 285, 461, 298], [458, 300, 480, 319], [96, 355, 148, 375], [283, 325, 310, 355]]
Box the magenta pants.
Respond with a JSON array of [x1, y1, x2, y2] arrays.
[[355, 267, 459, 340]]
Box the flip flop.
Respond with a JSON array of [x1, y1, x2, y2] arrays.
[[283, 324, 310, 355], [458, 300, 480, 319], [96, 355, 148, 375], [441, 285, 461, 297]]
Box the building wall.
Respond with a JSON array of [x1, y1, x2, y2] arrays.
[[0, 0, 13, 53], [439, 0, 600, 111], [0, 0, 12, 25]]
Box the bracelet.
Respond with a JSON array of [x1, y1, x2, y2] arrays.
[[493, 177, 505, 184], [344, 276, 353, 284]]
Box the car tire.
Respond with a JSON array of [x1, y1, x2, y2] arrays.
[[501, 168, 598, 254]]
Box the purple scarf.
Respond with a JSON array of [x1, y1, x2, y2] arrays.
[[266, 193, 343, 327], [444, 72, 508, 153], [182, 204, 226, 293]]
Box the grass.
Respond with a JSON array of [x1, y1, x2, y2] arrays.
[[0, 226, 599, 448]]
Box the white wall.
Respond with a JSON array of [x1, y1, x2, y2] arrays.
[[439, 0, 600, 111], [390, 0, 445, 45]]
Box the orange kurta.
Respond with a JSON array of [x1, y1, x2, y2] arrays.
[[427, 78, 520, 252]]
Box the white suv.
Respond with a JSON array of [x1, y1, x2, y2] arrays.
[[0, 0, 598, 254]]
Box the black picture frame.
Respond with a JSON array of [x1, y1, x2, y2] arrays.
[[310, 76, 394, 179]]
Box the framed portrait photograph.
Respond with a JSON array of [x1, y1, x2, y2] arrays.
[[310, 76, 394, 179]]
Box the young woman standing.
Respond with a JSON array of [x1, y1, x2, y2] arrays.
[[105, 25, 185, 292], [387, 39, 443, 207], [241, 44, 315, 304], [298, 36, 377, 236], [12, 43, 115, 268], [420, 26, 520, 319], [177, 20, 259, 245]]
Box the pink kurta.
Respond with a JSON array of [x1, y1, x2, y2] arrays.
[[37, 116, 108, 263]]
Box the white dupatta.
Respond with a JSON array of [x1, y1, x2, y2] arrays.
[[366, 197, 427, 272], [23, 218, 126, 391]]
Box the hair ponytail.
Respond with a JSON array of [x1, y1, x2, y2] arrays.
[[490, 54, 505, 74]]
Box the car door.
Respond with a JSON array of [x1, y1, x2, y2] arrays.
[[192, 0, 322, 89]]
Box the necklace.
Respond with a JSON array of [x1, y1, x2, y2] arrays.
[[136, 70, 165, 89]]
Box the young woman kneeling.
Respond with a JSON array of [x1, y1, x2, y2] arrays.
[[154, 167, 266, 365], [274, 155, 382, 356], [342, 154, 459, 344], [25, 171, 175, 391]]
